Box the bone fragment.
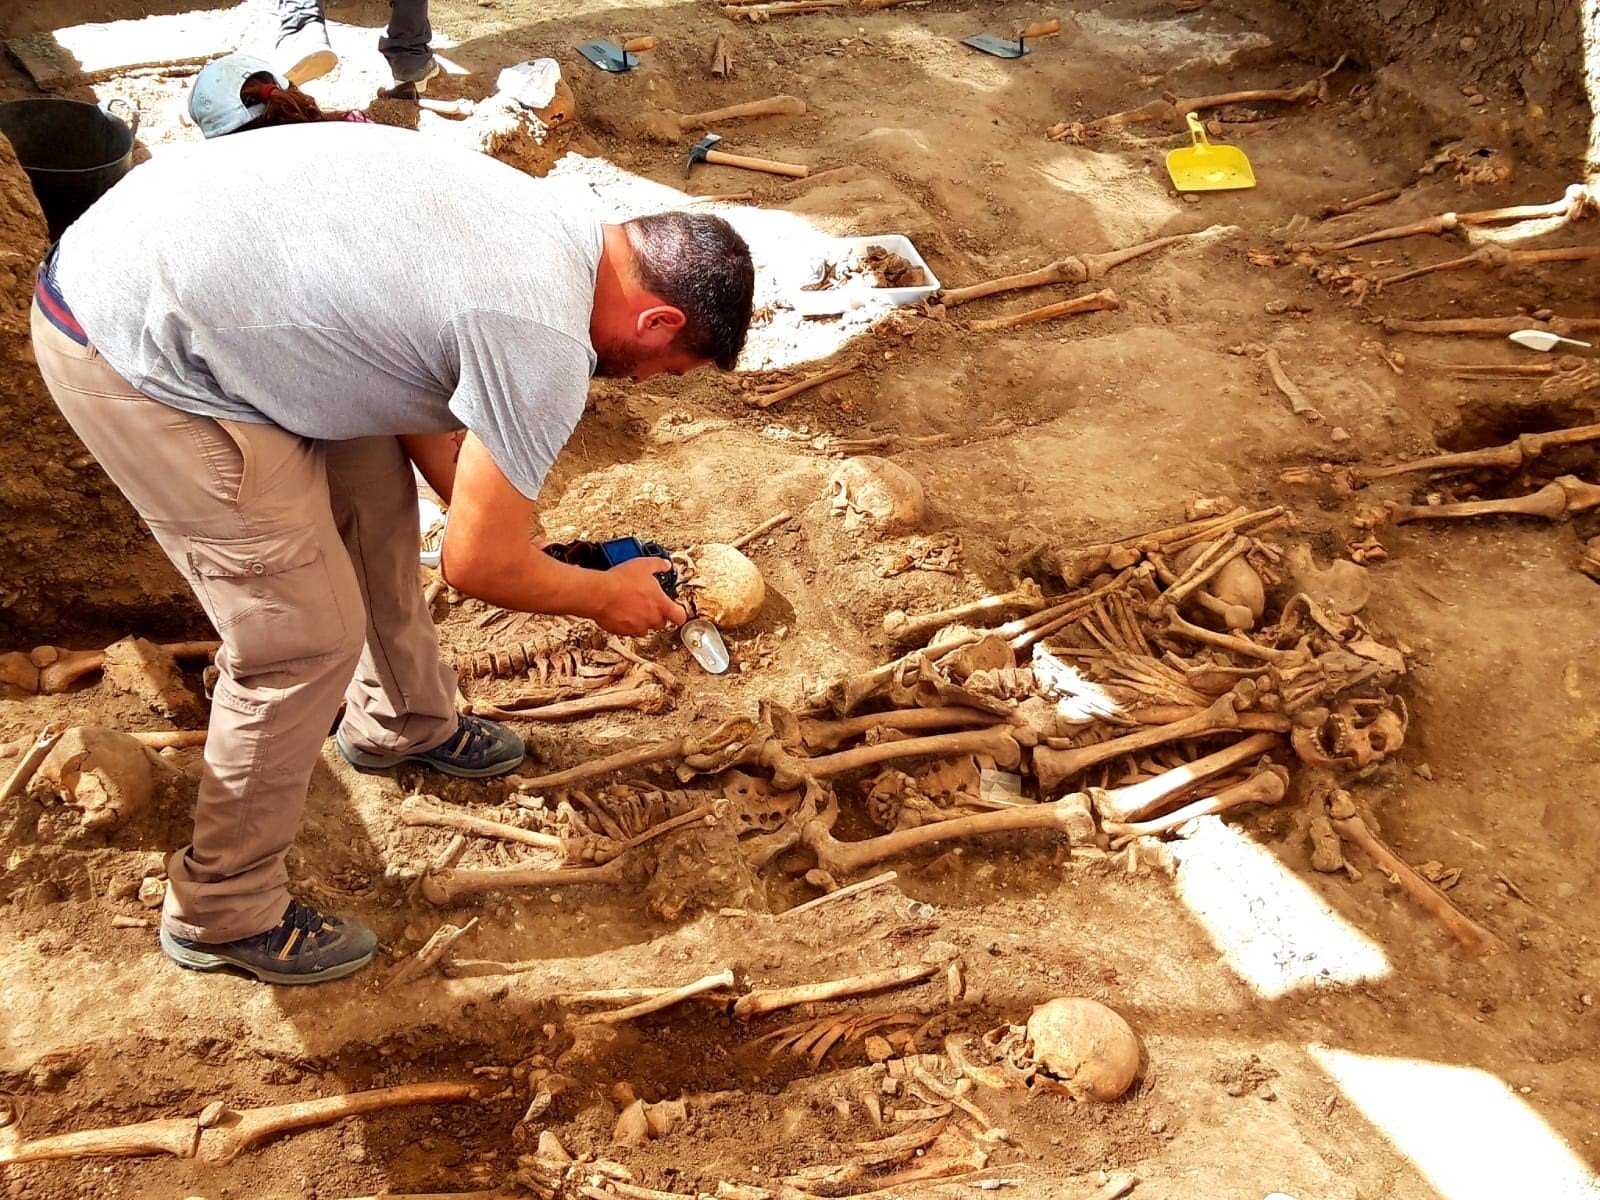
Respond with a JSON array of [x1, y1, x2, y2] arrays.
[[939, 227, 1234, 307], [466, 683, 667, 722], [0, 722, 64, 805], [1157, 535, 1251, 612], [1262, 348, 1324, 422], [1095, 731, 1284, 822], [733, 962, 940, 1018], [1033, 695, 1241, 792], [799, 708, 998, 753], [644, 94, 806, 141], [383, 918, 479, 990], [908, 1064, 1000, 1136], [1387, 476, 1600, 525], [1053, 505, 1286, 587], [784, 868, 899, 915], [1103, 765, 1290, 841], [1083, 1178, 1139, 1200], [732, 509, 796, 549], [1329, 796, 1505, 955], [514, 734, 693, 794], [1380, 243, 1600, 288], [1315, 187, 1403, 220], [1357, 422, 1600, 480], [710, 33, 732, 75], [401, 794, 563, 849], [580, 969, 737, 1025], [883, 580, 1049, 643], [968, 288, 1120, 333], [747, 362, 857, 409]]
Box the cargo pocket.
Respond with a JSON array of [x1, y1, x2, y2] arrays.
[[186, 529, 350, 675]]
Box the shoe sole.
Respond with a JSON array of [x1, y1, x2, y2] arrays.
[[160, 927, 375, 986], [283, 47, 338, 86], [336, 731, 524, 780]]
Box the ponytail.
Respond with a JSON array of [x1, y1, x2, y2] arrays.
[[238, 75, 345, 129]]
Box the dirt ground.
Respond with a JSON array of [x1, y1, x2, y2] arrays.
[[2, 1, 1599, 1198]]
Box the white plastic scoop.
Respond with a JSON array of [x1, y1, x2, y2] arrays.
[[1508, 329, 1593, 353]]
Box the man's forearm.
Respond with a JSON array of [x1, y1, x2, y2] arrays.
[[441, 537, 617, 619]]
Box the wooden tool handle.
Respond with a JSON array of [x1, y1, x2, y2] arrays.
[[624, 36, 656, 52], [705, 149, 809, 178], [687, 95, 807, 126], [1022, 18, 1061, 39]]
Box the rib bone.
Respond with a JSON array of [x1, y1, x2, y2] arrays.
[[883, 580, 1049, 643]]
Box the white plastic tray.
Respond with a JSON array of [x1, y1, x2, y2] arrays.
[[788, 234, 940, 317]]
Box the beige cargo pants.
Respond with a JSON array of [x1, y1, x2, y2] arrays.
[[31, 304, 459, 944]]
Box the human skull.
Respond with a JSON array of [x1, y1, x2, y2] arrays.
[[830, 456, 926, 534], [681, 542, 766, 627], [991, 997, 1141, 1101]]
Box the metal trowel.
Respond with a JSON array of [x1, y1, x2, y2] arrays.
[[575, 36, 655, 72], [1509, 329, 1594, 354], [679, 609, 731, 674], [962, 18, 1060, 58]]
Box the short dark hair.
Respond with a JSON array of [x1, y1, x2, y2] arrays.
[[623, 213, 755, 370]]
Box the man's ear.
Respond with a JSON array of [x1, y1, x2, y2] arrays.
[[635, 304, 688, 344]]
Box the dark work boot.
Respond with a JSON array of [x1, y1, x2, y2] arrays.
[[160, 899, 378, 985]]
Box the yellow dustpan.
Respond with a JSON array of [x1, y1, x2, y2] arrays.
[[1167, 112, 1256, 192]]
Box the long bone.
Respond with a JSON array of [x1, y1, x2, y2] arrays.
[[420, 805, 716, 903], [0, 1083, 485, 1166], [1095, 731, 1284, 822], [1053, 59, 1342, 136], [464, 682, 668, 722], [580, 969, 737, 1025], [1357, 423, 1600, 481], [732, 962, 941, 1019], [1328, 793, 1505, 956], [1300, 182, 1598, 253], [797, 707, 1000, 752], [764, 725, 1023, 790], [938, 226, 1234, 307], [1380, 314, 1600, 337], [747, 362, 857, 410], [400, 794, 563, 850], [1387, 475, 1600, 525], [799, 787, 1087, 876], [1163, 608, 1306, 666], [1032, 694, 1241, 793], [0, 722, 64, 804], [968, 288, 1120, 333], [1054, 505, 1285, 586], [1379, 243, 1600, 288], [882, 580, 1049, 643], [22, 640, 219, 695], [513, 719, 753, 795], [1102, 765, 1290, 842]]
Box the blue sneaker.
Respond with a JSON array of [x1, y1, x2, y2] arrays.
[[160, 900, 377, 985], [336, 715, 524, 779]]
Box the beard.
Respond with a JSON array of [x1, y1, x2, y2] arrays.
[[592, 335, 645, 379]]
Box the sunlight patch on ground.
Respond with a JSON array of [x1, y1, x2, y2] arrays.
[[1170, 819, 1390, 997], [1311, 1046, 1600, 1200]]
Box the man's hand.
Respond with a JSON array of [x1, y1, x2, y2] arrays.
[[596, 557, 688, 636], [441, 433, 687, 632]]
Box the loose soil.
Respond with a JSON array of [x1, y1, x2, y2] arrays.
[[1, 1, 1598, 1199]]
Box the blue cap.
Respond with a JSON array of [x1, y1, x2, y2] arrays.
[[188, 54, 288, 139]]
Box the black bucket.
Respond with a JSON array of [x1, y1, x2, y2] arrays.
[[0, 97, 139, 241]]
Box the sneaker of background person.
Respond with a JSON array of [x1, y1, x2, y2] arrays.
[[276, 20, 338, 85]]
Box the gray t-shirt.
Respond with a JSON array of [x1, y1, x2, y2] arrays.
[[55, 122, 603, 498]]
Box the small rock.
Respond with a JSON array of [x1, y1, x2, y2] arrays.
[[1330, 426, 1351, 443], [1467, 94, 1486, 107], [198, 1101, 227, 1128], [1149, 1116, 1167, 1134], [138, 876, 167, 908], [613, 1099, 649, 1146], [1415, 763, 1434, 780], [1459, 35, 1476, 50], [1182, 193, 1201, 204], [864, 1036, 894, 1064]]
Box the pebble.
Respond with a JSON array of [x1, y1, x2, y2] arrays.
[[1415, 763, 1434, 780], [198, 1101, 227, 1128]]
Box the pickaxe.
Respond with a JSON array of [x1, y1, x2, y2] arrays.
[[685, 133, 808, 180]]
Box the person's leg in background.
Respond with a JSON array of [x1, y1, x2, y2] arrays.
[[30, 303, 377, 985], [379, 0, 437, 86], [325, 435, 525, 779], [275, 0, 338, 85]]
